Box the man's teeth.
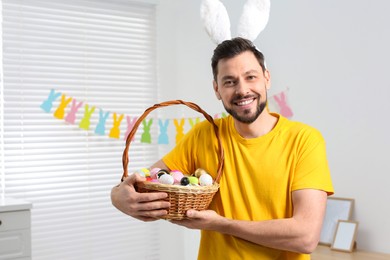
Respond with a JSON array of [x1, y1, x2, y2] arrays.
[[237, 99, 253, 106]]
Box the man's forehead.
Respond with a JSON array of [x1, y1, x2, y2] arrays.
[[217, 60, 262, 77]]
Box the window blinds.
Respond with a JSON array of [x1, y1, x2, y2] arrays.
[[1, 0, 160, 259]]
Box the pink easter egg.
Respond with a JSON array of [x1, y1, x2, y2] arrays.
[[149, 167, 161, 179], [170, 170, 184, 184]]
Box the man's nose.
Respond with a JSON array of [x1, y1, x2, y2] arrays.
[[235, 81, 249, 95]]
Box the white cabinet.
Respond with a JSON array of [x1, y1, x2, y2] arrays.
[[0, 197, 32, 260]]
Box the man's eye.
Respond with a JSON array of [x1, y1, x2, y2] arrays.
[[224, 80, 235, 86]]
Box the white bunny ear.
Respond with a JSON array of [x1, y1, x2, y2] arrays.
[[237, 0, 271, 42], [200, 0, 231, 44]]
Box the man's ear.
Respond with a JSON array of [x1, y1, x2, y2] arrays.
[[213, 80, 221, 100], [264, 69, 271, 90]]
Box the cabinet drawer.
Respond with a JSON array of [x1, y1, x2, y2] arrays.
[[0, 210, 30, 231], [0, 229, 31, 259]]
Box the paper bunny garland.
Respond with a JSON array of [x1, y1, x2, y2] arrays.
[[41, 87, 293, 144], [200, 0, 271, 44]]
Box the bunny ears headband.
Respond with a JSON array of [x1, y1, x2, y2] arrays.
[[200, 0, 271, 45]]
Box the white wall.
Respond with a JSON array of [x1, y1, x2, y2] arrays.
[[156, 0, 390, 256]]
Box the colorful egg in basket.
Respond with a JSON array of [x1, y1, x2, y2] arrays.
[[121, 100, 224, 220]]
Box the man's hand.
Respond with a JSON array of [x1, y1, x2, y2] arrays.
[[171, 189, 327, 254], [111, 173, 170, 221], [171, 209, 228, 231]]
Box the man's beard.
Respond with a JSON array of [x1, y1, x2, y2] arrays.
[[223, 94, 267, 124]]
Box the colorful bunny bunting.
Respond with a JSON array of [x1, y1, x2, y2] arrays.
[[79, 104, 95, 130], [188, 117, 201, 129], [173, 118, 185, 144], [141, 119, 153, 144], [109, 113, 124, 139], [95, 109, 110, 135], [65, 99, 83, 124], [274, 91, 293, 118], [41, 89, 62, 113], [40, 88, 292, 142], [54, 94, 72, 119], [124, 116, 138, 141], [158, 119, 169, 144]]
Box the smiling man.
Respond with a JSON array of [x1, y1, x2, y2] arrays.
[[111, 37, 334, 259]]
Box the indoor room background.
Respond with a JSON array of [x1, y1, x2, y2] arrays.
[[0, 0, 389, 259], [157, 0, 390, 259]]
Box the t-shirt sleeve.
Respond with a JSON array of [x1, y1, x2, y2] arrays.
[[291, 128, 334, 195]]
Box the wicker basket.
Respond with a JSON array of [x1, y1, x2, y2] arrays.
[[121, 100, 224, 220]]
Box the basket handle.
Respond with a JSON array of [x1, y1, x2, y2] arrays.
[[121, 100, 224, 184]]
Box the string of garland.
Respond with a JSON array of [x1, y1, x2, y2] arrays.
[[40, 89, 293, 144]]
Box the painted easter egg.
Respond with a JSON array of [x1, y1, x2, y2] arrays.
[[180, 177, 190, 186], [157, 169, 170, 179], [149, 167, 161, 179], [194, 168, 208, 178], [199, 173, 213, 186], [170, 170, 184, 184], [158, 174, 174, 185], [188, 176, 199, 185]]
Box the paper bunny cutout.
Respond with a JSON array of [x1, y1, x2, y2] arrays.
[[54, 94, 72, 119], [274, 91, 293, 118], [214, 112, 228, 119], [79, 104, 95, 130], [109, 113, 124, 139], [141, 119, 153, 144], [201, 0, 271, 44], [174, 118, 185, 144], [41, 89, 62, 113], [158, 119, 170, 144], [95, 109, 110, 135], [188, 117, 201, 129], [124, 116, 138, 141], [65, 99, 83, 124]]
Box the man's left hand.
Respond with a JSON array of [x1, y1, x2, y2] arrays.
[[171, 209, 227, 231]]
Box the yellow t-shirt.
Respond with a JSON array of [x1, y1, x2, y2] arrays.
[[163, 114, 334, 260]]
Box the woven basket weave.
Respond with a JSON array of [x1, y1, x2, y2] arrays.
[[121, 100, 224, 220]]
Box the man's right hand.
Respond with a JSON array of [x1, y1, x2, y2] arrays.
[[111, 173, 170, 221]]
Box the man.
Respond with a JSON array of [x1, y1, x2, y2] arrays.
[[111, 37, 334, 259]]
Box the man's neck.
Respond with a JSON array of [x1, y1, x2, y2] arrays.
[[233, 112, 278, 139]]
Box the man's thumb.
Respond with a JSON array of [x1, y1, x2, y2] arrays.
[[123, 172, 146, 185], [186, 209, 199, 218]]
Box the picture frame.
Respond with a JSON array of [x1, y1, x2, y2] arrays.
[[331, 220, 359, 252], [319, 197, 354, 245]]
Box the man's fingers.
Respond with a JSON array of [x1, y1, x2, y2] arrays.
[[129, 193, 170, 215], [135, 191, 169, 203], [123, 173, 146, 185], [135, 199, 170, 211], [137, 209, 169, 220], [117, 173, 171, 221]]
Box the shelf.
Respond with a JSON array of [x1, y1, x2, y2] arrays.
[[312, 245, 390, 260]]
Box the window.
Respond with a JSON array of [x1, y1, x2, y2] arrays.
[[0, 0, 160, 259]]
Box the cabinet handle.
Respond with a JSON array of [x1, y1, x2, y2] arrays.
[[0, 220, 2, 226]]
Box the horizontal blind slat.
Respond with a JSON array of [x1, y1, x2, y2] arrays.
[[1, 0, 160, 259]]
